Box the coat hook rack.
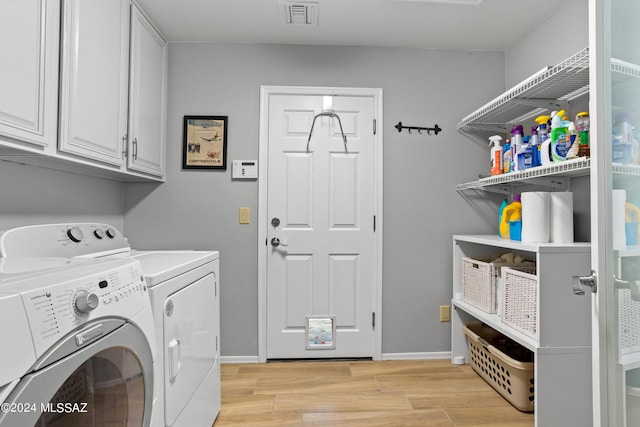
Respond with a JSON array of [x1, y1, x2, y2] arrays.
[[394, 122, 442, 135]]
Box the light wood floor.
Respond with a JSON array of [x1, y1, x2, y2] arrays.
[[214, 359, 534, 426]]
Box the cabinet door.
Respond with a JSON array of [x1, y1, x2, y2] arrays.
[[0, 0, 59, 148], [127, 5, 167, 177], [59, 0, 130, 167], [592, 0, 640, 425]]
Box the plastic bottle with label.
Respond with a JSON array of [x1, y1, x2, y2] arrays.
[[535, 115, 551, 167], [575, 112, 590, 157], [511, 125, 525, 171], [551, 110, 571, 162], [613, 112, 634, 164], [503, 140, 512, 173], [499, 194, 522, 240], [489, 135, 503, 175]]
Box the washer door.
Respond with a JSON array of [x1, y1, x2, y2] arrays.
[[0, 320, 153, 427]]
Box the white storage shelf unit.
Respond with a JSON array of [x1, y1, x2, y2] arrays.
[[451, 235, 592, 426]]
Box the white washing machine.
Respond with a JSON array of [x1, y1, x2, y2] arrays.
[[0, 256, 156, 426], [0, 224, 221, 427]]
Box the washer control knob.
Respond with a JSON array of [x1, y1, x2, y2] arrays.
[[105, 228, 117, 239], [75, 290, 99, 313], [67, 227, 84, 243], [93, 229, 105, 239]]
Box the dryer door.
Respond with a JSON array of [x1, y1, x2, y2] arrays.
[[0, 321, 153, 427], [163, 273, 216, 425]]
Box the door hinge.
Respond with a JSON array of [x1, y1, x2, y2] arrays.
[[372, 312, 376, 329], [373, 215, 376, 232], [373, 119, 377, 135]]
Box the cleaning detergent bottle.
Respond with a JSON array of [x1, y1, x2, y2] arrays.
[[503, 140, 512, 173], [529, 126, 541, 167], [613, 112, 633, 164], [511, 125, 524, 171], [575, 112, 590, 157], [489, 135, 503, 175], [551, 110, 571, 162], [499, 194, 522, 240], [566, 121, 580, 159], [535, 115, 551, 167], [498, 198, 508, 236]]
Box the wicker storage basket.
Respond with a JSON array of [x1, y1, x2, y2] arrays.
[[462, 257, 535, 314], [463, 323, 535, 412], [501, 267, 538, 339], [619, 288, 640, 355]]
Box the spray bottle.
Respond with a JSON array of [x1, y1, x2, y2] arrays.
[[489, 135, 503, 175]]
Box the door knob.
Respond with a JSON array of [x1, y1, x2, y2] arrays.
[[270, 237, 288, 247], [573, 270, 597, 295]]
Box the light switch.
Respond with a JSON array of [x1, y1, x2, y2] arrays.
[[239, 207, 250, 224]]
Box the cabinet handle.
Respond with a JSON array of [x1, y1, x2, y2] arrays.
[[132, 138, 138, 160], [122, 134, 128, 159]]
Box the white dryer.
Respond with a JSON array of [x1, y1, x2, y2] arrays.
[[0, 223, 221, 427], [0, 257, 156, 426], [129, 251, 220, 427]]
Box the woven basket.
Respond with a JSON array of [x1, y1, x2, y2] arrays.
[[501, 267, 538, 338], [462, 257, 535, 314], [619, 288, 640, 355]]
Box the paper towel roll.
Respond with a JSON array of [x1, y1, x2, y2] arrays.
[[549, 192, 574, 243], [521, 192, 550, 243], [614, 189, 627, 250]]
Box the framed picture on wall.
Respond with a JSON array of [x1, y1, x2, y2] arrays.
[[182, 115, 228, 170]]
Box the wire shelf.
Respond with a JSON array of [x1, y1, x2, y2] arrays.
[[456, 158, 591, 191], [457, 48, 590, 132]]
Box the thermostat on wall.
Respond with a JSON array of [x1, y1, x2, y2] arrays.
[[232, 160, 258, 179]]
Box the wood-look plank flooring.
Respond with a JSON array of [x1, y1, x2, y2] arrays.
[[214, 359, 534, 426]]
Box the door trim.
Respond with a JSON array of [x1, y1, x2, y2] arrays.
[[257, 85, 383, 362]]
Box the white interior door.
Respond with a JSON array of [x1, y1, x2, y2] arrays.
[[263, 90, 380, 359]]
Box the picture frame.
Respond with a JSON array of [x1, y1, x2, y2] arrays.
[[182, 115, 228, 170]]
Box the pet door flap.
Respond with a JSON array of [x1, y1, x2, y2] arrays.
[[305, 316, 336, 350]]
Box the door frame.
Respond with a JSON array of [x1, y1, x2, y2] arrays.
[[257, 85, 384, 363]]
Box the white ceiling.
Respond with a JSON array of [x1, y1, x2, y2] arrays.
[[135, 0, 569, 51]]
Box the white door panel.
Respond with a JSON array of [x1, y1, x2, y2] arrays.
[[266, 93, 377, 359]]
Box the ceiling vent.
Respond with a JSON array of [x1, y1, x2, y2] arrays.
[[279, 1, 318, 25]]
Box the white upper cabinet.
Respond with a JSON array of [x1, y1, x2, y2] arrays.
[[127, 5, 167, 177], [0, 0, 59, 149], [58, 0, 130, 167]]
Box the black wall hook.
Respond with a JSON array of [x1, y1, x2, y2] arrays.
[[395, 122, 442, 135]]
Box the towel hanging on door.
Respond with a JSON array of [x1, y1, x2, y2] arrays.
[[307, 110, 348, 152]]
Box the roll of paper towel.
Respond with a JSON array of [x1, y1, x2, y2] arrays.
[[521, 192, 550, 243], [549, 192, 574, 243], [614, 189, 627, 250]]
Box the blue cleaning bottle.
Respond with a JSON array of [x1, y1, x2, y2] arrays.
[[498, 199, 508, 237]]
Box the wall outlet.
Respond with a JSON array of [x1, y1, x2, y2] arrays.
[[439, 305, 451, 322]]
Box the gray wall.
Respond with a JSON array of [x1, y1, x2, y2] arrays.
[[506, 0, 589, 87], [0, 160, 124, 231], [123, 44, 504, 357]]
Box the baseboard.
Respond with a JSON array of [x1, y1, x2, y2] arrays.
[[221, 352, 451, 364], [381, 351, 451, 361], [220, 355, 260, 364]]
